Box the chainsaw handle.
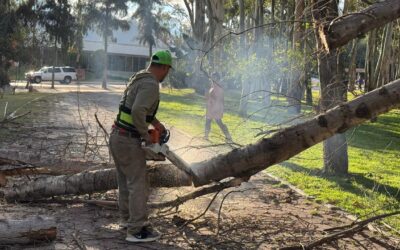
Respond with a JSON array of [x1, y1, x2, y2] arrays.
[[161, 129, 170, 144]]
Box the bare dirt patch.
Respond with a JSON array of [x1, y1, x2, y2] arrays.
[[0, 85, 399, 249]]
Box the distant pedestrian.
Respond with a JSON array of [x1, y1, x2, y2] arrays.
[[356, 74, 364, 90], [204, 72, 232, 143]]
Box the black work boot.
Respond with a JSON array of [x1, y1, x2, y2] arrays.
[[126, 226, 161, 243]]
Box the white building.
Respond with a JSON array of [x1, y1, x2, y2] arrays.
[[82, 19, 169, 78]]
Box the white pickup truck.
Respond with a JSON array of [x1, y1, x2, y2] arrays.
[[25, 66, 77, 84]]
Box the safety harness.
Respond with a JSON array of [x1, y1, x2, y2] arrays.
[[115, 74, 159, 133]]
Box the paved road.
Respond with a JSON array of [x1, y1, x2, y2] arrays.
[[17, 80, 227, 164]]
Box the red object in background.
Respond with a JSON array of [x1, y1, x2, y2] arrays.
[[76, 68, 85, 80]]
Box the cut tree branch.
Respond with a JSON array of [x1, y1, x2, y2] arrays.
[[190, 79, 400, 186], [3, 163, 192, 202], [0, 216, 56, 244], [318, 0, 400, 50], [279, 211, 400, 250]]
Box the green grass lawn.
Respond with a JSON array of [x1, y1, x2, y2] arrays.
[[158, 88, 400, 231]]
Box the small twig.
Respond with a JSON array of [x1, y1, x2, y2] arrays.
[[179, 190, 221, 228], [152, 177, 246, 209], [280, 211, 400, 250], [94, 113, 109, 139], [324, 210, 400, 232], [216, 188, 254, 235]]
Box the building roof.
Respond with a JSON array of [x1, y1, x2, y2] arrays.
[[83, 19, 169, 56]]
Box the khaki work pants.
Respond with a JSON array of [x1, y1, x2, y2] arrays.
[[109, 131, 149, 234]]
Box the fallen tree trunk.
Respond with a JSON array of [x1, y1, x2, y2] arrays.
[[4, 163, 192, 202], [318, 0, 400, 51], [4, 81, 400, 200], [190, 79, 400, 186], [0, 167, 86, 187], [0, 215, 56, 244], [0, 156, 36, 171]]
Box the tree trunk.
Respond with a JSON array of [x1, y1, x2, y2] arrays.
[[5, 82, 400, 194], [374, 22, 393, 88], [102, 8, 109, 90], [365, 29, 378, 91], [288, 0, 305, 114], [238, 81, 250, 117], [305, 40, 313, 106], [313, 0, 349, 175], [323, 134, 348, 175], [51, 39, 57, 89], [239, 0, 245, 51], [317, 0, 400, 51], [0, 216, 56, 244], [190, 79, 400, 186], [149, 43, 153, 58], [192, 0, 206, 94], [4, 164, 192, 202], [348, 39, 359, 92]]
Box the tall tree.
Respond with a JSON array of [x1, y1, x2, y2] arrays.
[[0, 0, 35, 88], [85, 0, 129, 89], [287, 0, 306, 114], [38, 0, 76, 89], [312, 0, 349, 175], [131, 0, 170, 57], [373, 22, 394, 89], [0, 0, 17, 88]]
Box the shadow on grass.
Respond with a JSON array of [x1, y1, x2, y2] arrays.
[[347, 115, 400, 151], [278, 162, 400, 202]]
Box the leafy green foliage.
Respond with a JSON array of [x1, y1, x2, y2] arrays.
[[131, 0, 170, 56], [84, 0, 129, 39], [0, 0, 35, 87], [38, 0, 76, 51]]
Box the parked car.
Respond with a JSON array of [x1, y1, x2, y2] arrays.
[[25, 66, 77, 84]]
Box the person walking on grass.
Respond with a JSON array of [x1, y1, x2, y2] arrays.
[[204, 72, 232, 143], [109, 50, 172, 243]]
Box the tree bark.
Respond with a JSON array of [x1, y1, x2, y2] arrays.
[[288, 0, 305, 114], [51, 39, 57, 89], [365, 28, 378, 91], [190, 79, 400, 186], [238, 80, 250, 117], [4, 164, 192, 202], [347, 39, 359, 92], [5, 81, 400, 195], [0, 216, 56, 244], [102, 7, 109, 90], [317, 0, 400, 51], [239, 0, 245, 50], [374, 22, 393, 89], [312, 0, 349, 175]]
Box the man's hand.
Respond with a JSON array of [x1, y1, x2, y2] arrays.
[[153, 121, 166, 133], [142, 134, 153, 146]]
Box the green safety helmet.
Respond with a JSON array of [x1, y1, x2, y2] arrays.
[[151, 50, 173, 67]]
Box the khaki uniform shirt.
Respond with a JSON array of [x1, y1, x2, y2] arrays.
[[121, 70, 159, 138]]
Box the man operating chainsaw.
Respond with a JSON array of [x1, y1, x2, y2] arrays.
[[109, 50, 172, 243]]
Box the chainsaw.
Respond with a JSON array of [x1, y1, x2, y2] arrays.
[[144, 128, 193, 176]]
